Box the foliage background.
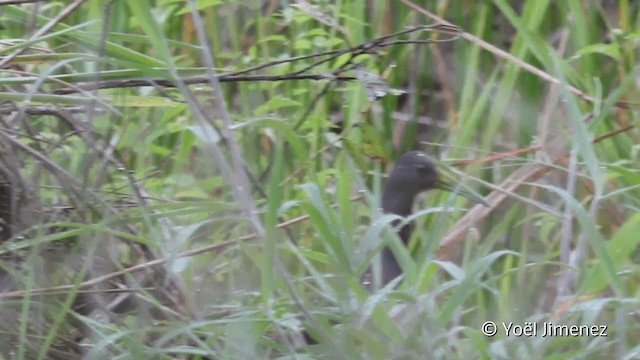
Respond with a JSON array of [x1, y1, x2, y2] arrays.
[[0, 0, 638, 359]]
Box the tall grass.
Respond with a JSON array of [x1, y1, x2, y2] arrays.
[[0, 0, 638, 358]]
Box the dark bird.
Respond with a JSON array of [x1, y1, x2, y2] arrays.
[[301, 151, 485, 345], [361, 151, 486, 288]]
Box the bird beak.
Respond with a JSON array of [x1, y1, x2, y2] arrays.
[[435, 171, 488, 206]]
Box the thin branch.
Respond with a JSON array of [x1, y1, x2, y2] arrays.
[[43, 27, 459, 95]]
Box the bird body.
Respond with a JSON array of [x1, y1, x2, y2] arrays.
[[304, 151, 484, 344], [362, 151, 484, 288]]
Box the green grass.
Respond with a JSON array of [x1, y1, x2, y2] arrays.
[[0, 0, 638, 358]]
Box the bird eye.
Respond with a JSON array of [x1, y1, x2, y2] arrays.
[[416, 164, 432, 175]]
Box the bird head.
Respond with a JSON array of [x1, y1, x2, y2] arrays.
[[385, 151, 486, 206], [386, 151, 439, 195]]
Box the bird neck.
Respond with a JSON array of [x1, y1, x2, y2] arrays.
[[381, 184, 418, 218], [381, 187, 416, 247]]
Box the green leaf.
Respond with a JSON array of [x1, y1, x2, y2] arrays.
[[572, 43, 621, 61], [110, 95, 183, 107], [581, 213, 640, 293], [175, 0, 222, 15], [253, 96, 301, 116], [186, 124, 221, 144]]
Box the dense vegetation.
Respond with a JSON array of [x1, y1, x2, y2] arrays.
[[0, 0, 638, 359]]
